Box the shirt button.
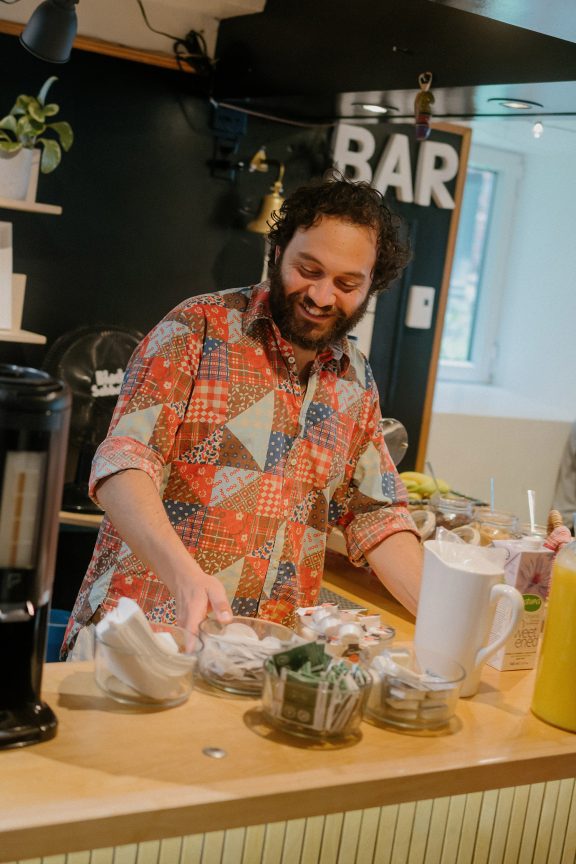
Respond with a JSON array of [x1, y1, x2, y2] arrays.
[[288, 357, 296, 364]]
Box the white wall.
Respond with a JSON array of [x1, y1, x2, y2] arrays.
[[428, 121, 576, 520], [426, 414, 570, 525], [495, 147, 576, 420]]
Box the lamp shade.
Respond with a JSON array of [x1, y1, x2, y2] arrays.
[[20, 0, 79, 64], [247, 183, 285, 234]]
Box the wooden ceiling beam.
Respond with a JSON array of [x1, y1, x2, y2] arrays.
[[0, 19, 195, 72]]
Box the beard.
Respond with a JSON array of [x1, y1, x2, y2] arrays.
[[268, 265, 372, 351]]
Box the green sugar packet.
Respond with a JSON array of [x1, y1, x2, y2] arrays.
[[271, 641, 327, 673]]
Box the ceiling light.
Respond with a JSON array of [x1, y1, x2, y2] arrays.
[[360, 104, 389, 114], [352, 103, 398, 115], [487, 98, 544, 110], [20, 0, 79, 64], [532, 120, 544, 139]]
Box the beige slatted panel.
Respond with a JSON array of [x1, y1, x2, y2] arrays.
[[111, 845, 137, 864], [135, 841, 159, 864], [424, 796, 450, 863], [318, 812, 344, 864], [407, 799, 433, 864], [336, 810, 362, 863], [456, 792, 483, 862], [471, 789, 499, 864], [300, 815, 325, 864], [241, 824, 265, 864], [221, 828, 245, 862], [90, 850, 114, 864], [516, 782, 545, 862], [560, 779, 576, 864], [262, 822, 286, 864], [355, 807, 381, 864], [157, 838, 182, 864], [533, 780, 561, 863], [179, 834, 203, 863], [549, 778, 575, 864], [440, 794, 467, 864], [373, 803, 400, 864], [281, 818, 306, 863], [13, 780, 576, 864], [392, 800, 417, 863], [487, 787, 515, 863], [199, 831, 224, 864], [502, 784, 530, 862]]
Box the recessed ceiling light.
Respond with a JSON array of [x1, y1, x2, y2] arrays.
[[352, 102, 398, 114], [487, 98, 544, 110]]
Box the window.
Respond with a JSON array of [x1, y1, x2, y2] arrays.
[[439, 145, 523, 384]]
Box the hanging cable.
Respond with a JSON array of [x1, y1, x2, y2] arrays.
[[134, 0, 214, 74]]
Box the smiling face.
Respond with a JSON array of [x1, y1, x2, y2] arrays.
[[269, 216, 377, 351]]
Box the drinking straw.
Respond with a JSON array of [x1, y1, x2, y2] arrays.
[[489, 477, 495, 512], [426, 461, 441, 495], [527, 489, 536, 535]]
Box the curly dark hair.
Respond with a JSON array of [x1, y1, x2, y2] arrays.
[[267, 174, 410, 294]]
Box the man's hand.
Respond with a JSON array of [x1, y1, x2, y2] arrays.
[[95, 469, 233, 637], [171, 562, 233, 638]]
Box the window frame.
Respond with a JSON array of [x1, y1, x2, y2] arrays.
[[438, 144, 524, 384]]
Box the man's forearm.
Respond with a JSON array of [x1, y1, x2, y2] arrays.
[[95, 469, 203, 588], [94, 469, 232, 633], [365, 531, 423, 616]]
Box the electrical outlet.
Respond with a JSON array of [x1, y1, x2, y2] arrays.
[[405, 285, 435, 329]]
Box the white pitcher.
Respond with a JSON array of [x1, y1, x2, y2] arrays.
[[414, 539, 524, 697]]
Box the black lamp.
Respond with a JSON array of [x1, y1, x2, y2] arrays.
[[20, 0, 79, 64]]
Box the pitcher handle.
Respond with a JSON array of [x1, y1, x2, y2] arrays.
[[474, 584, 524, 670]]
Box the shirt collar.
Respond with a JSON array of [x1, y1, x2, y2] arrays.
[[243, 282, 352, 374]]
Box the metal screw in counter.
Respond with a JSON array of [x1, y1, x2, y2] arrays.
[[0, 364, 70, 748]]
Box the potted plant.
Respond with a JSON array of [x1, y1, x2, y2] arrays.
[[0, 76, 74, 200]]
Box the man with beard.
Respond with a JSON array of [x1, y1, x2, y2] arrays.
[[62, 176, 422, 658]]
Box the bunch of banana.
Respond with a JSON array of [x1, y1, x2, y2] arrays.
[[399, 471, 451, 500]]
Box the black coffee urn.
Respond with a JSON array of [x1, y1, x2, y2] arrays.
[[0, 365, 70, 748]]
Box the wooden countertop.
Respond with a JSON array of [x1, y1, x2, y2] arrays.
[[1, 554, 575, 861]]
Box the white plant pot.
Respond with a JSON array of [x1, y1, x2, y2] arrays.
[[0, 148, 36, 201]]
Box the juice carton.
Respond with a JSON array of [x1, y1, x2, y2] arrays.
[[487, 540, 553, 671]]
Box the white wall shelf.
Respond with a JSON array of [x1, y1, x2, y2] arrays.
[[0, 328, 46, 344], [0, 166, 62, 341], [0, 196, 62, 216]]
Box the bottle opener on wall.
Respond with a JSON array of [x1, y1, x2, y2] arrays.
[[414, 72, 435, 141]]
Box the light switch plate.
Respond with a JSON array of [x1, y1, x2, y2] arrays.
[[405, 285, 435, 329]]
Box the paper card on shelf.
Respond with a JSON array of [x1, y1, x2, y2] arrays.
[[11, 274, 26, 331], [0, 222, 12, 329]]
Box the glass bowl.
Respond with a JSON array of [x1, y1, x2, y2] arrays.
[[261, 649, 372, 741], [94, 622, 195, 707], [196, 616, 303, 696], [363, 644, 465, 731]]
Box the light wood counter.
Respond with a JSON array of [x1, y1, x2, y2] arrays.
[[1, 554, 575, 862]]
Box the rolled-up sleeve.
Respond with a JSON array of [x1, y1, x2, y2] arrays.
[[89, 307, 205, 502], [339, 385, 419, 567]]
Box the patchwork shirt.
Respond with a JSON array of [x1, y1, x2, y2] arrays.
[[63, 283, 416, 653]]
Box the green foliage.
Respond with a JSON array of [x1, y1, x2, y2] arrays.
[[0, 77, 73, 174]]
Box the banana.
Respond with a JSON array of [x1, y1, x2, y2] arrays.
[[399, 471, 451, 497]]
